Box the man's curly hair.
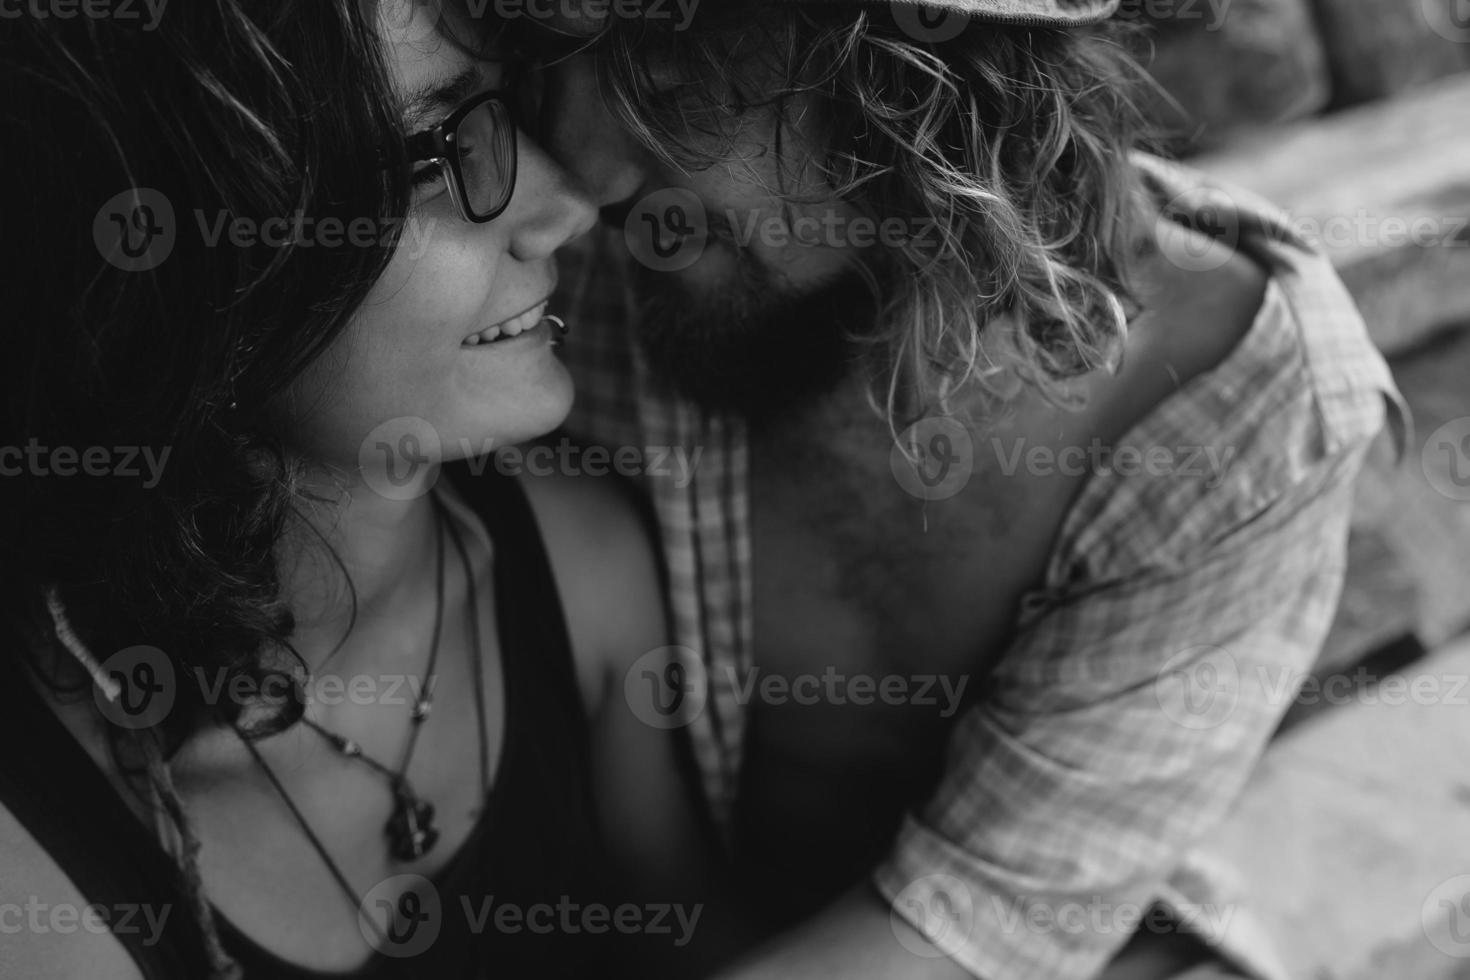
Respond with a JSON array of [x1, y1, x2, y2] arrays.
[[593, 2, 1157, 433]]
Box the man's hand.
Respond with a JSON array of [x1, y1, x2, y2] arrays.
[[709, 883, 977, 980]]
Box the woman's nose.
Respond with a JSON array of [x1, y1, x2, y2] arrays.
[[502, 133, 599, 262]]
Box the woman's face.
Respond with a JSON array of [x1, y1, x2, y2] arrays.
[[284, 0, 596, 478]]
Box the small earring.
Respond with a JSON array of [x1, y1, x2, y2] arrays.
[[225, 339, 256, 415]]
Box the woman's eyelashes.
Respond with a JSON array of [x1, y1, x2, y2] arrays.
[[410, 162, 455, 212], [411, 161, 446, 191]]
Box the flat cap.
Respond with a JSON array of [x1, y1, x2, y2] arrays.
[[791, 0, 1120, 27]]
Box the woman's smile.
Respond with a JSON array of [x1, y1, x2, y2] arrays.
[[462, 297, 553, 347]]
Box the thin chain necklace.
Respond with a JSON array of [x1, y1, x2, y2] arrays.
[[299, 494, 448, 862], [236, 490, 490, 947]]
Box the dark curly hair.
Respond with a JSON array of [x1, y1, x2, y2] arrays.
[[0, 0, 418, 725], [0, 1, 475, 974], [592, 1, 1159, 436]]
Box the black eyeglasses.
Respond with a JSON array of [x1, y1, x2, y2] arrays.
[[405, 90, 518, 224]]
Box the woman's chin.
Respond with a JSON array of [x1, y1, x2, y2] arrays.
[[451, 361, 575, 457]]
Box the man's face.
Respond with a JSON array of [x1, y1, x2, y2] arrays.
[[531, 15, 887, 425]]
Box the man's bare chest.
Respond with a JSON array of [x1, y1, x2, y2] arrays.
[[748, 419, 1075, 696], [740, 420, 1088, 820], [732, 427, 1082, 915]]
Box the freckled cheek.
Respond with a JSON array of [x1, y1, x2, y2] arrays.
[[362, 227, 507, 345]]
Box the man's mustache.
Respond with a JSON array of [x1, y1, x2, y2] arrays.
[[603, 196, 746, 247]]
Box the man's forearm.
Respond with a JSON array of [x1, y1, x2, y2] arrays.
[[703, 878, 1238, 980], [709, 883, 977, 980]]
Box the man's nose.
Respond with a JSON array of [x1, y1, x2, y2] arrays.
[[538, 55, 649, 211]]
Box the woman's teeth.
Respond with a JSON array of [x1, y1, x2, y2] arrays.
[[464, 302, 548, 347]]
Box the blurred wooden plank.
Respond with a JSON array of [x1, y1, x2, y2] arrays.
[[1365, 325, 1470, 646], [1198, 636, 1470, 980], [1194, 73, 1470, 356], [1332, 327, 1470, 653], [1138, 0, 1331, 152], [1316, 516, 1420, 675], [1311, 0, 1470, 106]]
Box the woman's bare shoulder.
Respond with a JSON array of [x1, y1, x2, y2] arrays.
[[517, 469, 668, 712]]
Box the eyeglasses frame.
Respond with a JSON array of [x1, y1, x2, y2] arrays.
[[404, 89, 518, 224]]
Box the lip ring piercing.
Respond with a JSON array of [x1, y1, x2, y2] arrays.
[[543, 314, 568, 347]]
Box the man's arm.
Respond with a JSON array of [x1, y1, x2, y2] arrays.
[[709, 886, 1235, 980], [713, 883, 973, 980]]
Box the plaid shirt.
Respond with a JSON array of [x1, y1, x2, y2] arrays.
[[557, 153, 1408, 980]]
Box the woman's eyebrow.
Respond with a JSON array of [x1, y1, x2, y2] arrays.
[[403, 66, 482, 130]]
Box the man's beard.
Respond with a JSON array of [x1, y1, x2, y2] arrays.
[[629, 253, 887, 431]]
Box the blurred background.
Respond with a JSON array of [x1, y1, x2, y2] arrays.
[[1126, 2, 1470, 977]]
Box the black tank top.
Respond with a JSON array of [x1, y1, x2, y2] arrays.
[[0, 467, 617, 978]]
